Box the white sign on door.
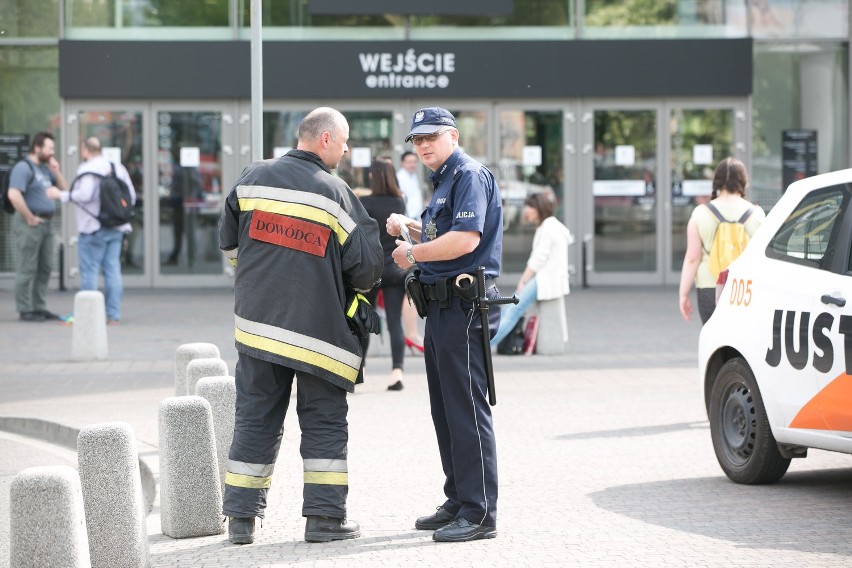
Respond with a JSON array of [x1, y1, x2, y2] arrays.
[[273, 146, 292, 158], [102, 147, 122, 165], [693, 144, 713, 165], [522, 145, 542, 167], [180, 147, 201, 168], [350, 147, 372, 168], [615, 145, 635, 166]]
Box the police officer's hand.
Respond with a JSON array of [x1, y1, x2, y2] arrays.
[[386, 215, 405, 237], [345, 292, 381, 339], [392, 240, 411, 269]]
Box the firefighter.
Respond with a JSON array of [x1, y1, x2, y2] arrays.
[[218, 107, 383, 544], [389, 107, 503, 542]]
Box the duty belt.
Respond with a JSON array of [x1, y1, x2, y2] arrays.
[[422, 277, 496, 302]]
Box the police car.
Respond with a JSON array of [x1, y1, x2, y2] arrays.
[[699, 168, 852, 485]]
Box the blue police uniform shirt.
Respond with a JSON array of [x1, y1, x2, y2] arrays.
[[418, 148, 502, 285]]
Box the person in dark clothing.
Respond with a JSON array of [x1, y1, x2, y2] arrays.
[[360, 159, 408, 391]]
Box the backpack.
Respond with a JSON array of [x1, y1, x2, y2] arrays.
[[705, 202, 754, 278], [70, 162, 134, 227], [0, 159, 35, 214], [497, 316, 526, 355]]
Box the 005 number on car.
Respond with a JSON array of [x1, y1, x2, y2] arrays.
[[728, 278, 753, 307]]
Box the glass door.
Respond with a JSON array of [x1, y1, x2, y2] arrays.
[[495, 107, 567, 273], [63, 106, 147, 287], [667, 106, 738, 283], [155, 109, 225, 277], [335, 110, 394, 191], [584, 106, 659, 284]]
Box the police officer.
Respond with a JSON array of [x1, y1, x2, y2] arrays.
[[389, 107, 503, 542], [219, 107, 383, 544]]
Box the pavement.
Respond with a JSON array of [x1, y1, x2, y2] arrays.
[[2, 284, 852, 567]]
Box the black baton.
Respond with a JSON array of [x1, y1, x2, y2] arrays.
[[472, 266, 518, 406]]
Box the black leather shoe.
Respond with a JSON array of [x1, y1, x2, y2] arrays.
[[228, 517, 255, 544], [36, 309, 61, 320], [20, 311, 45, 322], [433, 518, 496, 542], [387, 380, 403, 391], [305, 516, 361, 543], [415, 506, 456, 530]]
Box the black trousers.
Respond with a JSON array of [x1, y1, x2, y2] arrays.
[[223, 353, 349, 519], [366, 282, 406, 370], [423, 290, 500, 528]]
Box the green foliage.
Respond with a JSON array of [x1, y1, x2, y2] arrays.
[[585, 0, 677, 26], [0, 47, 60, 134], [148, 0, 229, 26]]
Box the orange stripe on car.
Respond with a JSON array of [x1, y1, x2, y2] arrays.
[[790, 372, 852, 431]]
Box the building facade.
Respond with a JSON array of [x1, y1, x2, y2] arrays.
[[0, 0, 848, 289]]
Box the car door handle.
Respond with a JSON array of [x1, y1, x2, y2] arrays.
[[821, 294, 846, 307]]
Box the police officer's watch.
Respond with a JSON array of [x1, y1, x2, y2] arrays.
[[406, 245, 417, 265]]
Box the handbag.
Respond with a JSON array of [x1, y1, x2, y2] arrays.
[[523, 315, 539, 355], [496, 316, 526, 355]]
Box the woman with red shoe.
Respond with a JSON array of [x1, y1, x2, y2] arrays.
[[360, 160, 409, 390]]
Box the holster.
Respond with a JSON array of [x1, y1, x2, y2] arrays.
[[452, 273, 479, 303], [434, 278, 452, 309], [404, 270, 428, 318]]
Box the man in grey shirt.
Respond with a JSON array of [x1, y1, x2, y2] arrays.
[[7, 131, 67, 322]]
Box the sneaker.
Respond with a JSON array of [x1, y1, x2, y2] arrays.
[[19, 311, 46, 322], [228, 517, 255, 545]]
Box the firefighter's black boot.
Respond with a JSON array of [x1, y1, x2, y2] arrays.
[[304, 516, 361, 542], [228, 517, 255, 544]]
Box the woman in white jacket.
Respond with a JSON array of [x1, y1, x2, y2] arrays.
[[491, 192, 574, 347]]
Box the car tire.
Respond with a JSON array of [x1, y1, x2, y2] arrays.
[[709, 358, 791, 484]]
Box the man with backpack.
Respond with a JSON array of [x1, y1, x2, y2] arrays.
[[6, 132, 68, 322], [678, 157, 766, 324], [50, 137, 136, 324]]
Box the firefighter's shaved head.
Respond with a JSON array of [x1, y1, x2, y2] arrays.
[[297, 107, 350, 169]]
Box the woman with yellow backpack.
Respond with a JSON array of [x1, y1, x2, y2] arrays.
[[679, 157, 766, 323]]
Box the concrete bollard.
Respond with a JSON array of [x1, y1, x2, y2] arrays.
[[10, 465, 91, 568], [77, 422, 148, 568], [535, 297, 569, 355], [185, 357, 229, 398], [158, 396, 224, 538], [174, 343, 220, 395], [73, 290, 108, 361], [195, 375, 237, 493]]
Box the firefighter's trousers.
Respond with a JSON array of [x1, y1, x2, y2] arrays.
[[223, 353, 349, 519]]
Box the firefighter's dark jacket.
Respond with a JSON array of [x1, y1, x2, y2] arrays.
[[219, 149, 383, 392]]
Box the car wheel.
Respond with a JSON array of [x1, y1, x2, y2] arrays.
[[709, 358, 791, 484]]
